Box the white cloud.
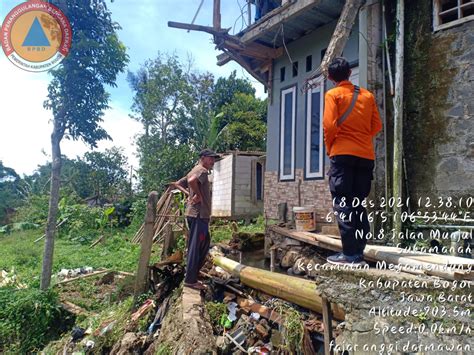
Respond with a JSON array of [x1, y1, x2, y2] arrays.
[[0, 0, 266, 176], [0, 55, 141, 175]]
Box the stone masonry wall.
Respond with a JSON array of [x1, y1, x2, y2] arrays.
[[404, 2, 474, 202], [264, 169, 334, 226]]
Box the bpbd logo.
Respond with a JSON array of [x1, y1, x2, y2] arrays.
[[1, 0, 72, 72]]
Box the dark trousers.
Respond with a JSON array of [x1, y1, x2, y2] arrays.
[[185, 217, 211, 284], [328, 155, 374, 257]]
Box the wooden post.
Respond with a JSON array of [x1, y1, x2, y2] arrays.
[[161, 223, 175, 260], [213, 0, 221, 29], [270, 247, 276, 272], [247, 0, 252, 26], [278, 202, 287, 223], [134, 191, 158, 298], [393, 0, 404, 242], [322, 296, 334, 355]]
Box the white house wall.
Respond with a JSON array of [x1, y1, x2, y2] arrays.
[[211, 154, 233, 217]]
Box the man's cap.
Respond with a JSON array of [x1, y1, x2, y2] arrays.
[[199, 149, 220, 158]]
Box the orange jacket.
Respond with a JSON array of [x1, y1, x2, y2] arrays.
[[323, 81, 382, 160]]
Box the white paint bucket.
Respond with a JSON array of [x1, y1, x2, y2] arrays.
[[293, 206, 316, 232]]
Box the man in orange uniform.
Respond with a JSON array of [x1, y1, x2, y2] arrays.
[[323, 57, 382, 265]]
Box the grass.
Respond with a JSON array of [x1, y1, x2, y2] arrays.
[[211, 215, 265, 244], [0, 228, 161, 288]]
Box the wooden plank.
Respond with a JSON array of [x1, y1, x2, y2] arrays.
[[240, 0, 320, 44], [168, 21, 229, 35], [217, 52, 232, 66], [221, 39, 283, 60], [322, 296, 334, 355], [134, 191, 159, 298], [56, 269, 110, 285], [60, 301, 95, 316], [269, 226, 473, 280], [305, 0, 365, 85]]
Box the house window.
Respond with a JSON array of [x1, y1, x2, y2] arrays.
[[256, 162, 263, 201], [305, 77, 324, 179], [306, 55, 312, 72], [433, 0, 474, 31], [280, 86, 296, 181], [280, 66, 286, 82], [292, 61, 298, 77]]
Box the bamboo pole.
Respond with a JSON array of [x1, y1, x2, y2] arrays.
[[392, 0, 405, 242], [211, 253, 345, 321]]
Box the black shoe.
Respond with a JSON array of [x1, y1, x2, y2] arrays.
[[327, 253, 365, 265]]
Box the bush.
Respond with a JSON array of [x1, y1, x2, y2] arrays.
[[0, 288, 73, 353], [14, 194, 50, 226]]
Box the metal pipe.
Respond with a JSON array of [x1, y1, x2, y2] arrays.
[[383, 4, 395, 96], [382, 2, 389, 218]]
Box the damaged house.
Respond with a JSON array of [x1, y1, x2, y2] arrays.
[[170, 0, 473, 237]]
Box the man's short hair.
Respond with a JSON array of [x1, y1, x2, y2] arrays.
[[199, 149, 220, 158], [328, 57, 351, 82]]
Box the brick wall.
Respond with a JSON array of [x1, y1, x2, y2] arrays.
[[264, 169, 334, 225]]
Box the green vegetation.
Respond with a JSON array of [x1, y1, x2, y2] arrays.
[[0, 229, 143, 287], [211, 215, 265, 244], [0, 287, 73, 353], [205, 301, 228, 333]]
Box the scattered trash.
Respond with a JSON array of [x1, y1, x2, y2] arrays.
[[225, 328, 248, 353], [70, 327, 86, 342], [248, 344, 272, 354], [131, 299, 155, 323], [0, 269, 26, 288], [85, 340, 95, 349], [57, 266, 94, 280], [250, 312, 261, 321], [93, 320, 117, 337], [227, 301, 238, 321]]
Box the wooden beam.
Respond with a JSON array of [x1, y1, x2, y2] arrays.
[[213, 0, 221, 29], [168, 21, 229, 35], [305, 0, 366, 87], [241, 0, 324, 44], [134, 191, 158, 298], [222, 40, 282, 60], [223, 49, 267, 87], [217, 53, 232, 66]]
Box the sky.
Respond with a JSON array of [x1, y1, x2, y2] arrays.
[[0, 0, 264, 176]]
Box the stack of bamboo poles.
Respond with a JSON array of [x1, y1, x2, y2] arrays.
[[132, 187, 183, 244], [270, 225, 474, 281], [211, 251, 346, 321]]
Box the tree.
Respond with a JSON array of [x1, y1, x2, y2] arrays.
[[215, 93, 267, 151], [0, 162, 21, 225], [40, 0, 128, 289], [83, 147, 129, 201], [211, 70, 255, 112], [128, 53, 190, 142]]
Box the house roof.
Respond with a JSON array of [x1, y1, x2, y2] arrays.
[[237, 0, 345, 48]]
